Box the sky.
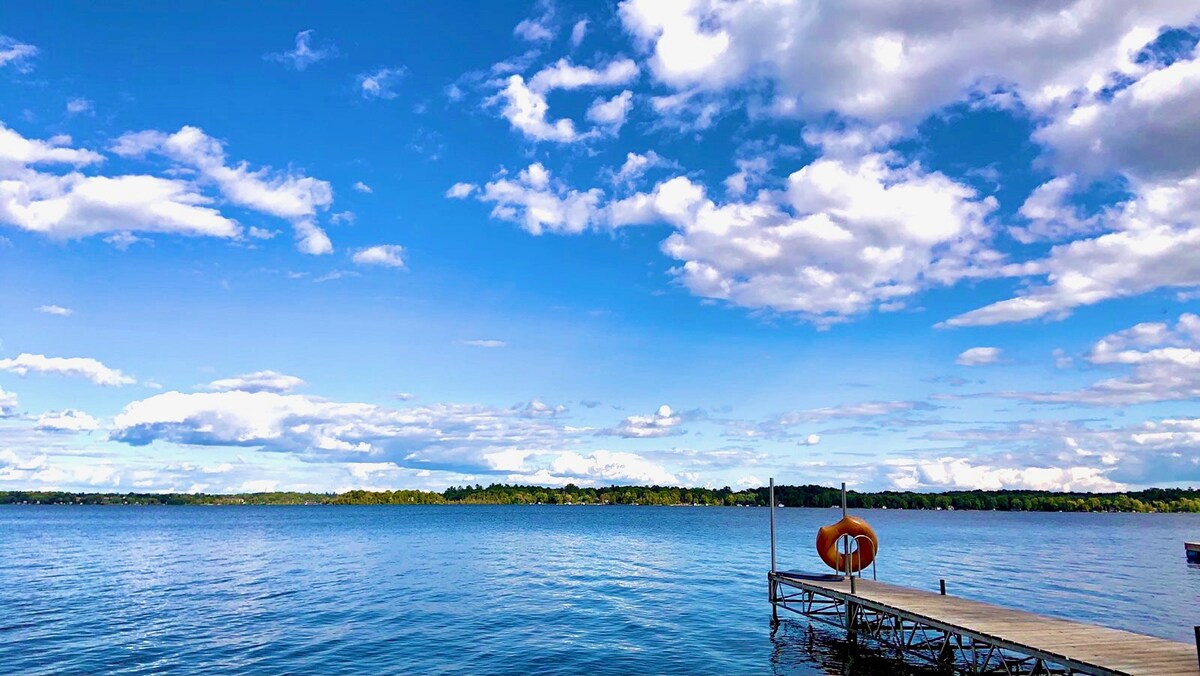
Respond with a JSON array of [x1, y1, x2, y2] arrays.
[[1, 1, 1199, 495]]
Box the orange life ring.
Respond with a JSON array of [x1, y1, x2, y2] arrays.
[[816, 515, 878, 573]]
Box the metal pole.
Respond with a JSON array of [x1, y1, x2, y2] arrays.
[[940, 579, 947, 596], [769, 478, 777, 575], [841, 481, 847, 519], [1194, 626, 1199, 670]]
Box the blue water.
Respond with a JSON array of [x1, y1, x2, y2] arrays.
[[1, 506, 1197, 674]]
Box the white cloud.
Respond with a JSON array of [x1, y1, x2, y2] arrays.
[[109, 391, 581, 478], [492, 75, 580, 142], [491, 58, 640, 143], [0, 124, 103, 166], [570, 19, 589, 48], [1036, 44, 1200, 182], [358, 67, 406, 99], [35, 304, 73, 316], [528, 58, 640, 92], [65, 98, 93, 116], [0, 36, 37, 71], [0, 353, 135, 386], [445, 182, 477, 199], [946, 45, 1200, 326], [478, 163, 604, 235], [0, 386, 17, 417], [513, 0, 556, 42], [943, 172, 1200, 327], [206, 370, 306, 394], [723, 157, 769, 198], [35, 409, 100, 432], [353, 181, 373, 193], [459, 339, 507, 348], [607, 404, 683, 438], [111, 125, 334, 254], [266, 30, 337, 71], [997, 313, 1200, 406], [352, 244, 406, 268], [956, 347, 1002, 366], [610, 150, 670, 188], [548, 450, 677, 485], [801, 434, 821, 446], [618, 0, 1197, 125], [885, 456, 1124, 492], [615, 150, 999, 324], [1009, 176, 1100, 244], [587, 90, 633, 131]]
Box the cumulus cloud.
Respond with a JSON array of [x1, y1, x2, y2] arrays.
[[0, 124, 243, 243], [587, 90, 633, 131], [492, 75, 580, 142], [491, 58, 640, 143], [956, 347, 1002, 366], [528, 58, 640, 92], [477, 163, 604, 235], [35, 304, 73, 316], [996, 313, 1200, 406], [111, 125, 334, 254], [885, 456, 1124, 492], [549, 450, 677, 485], [352, 244, 406, 268], [610, 150, 671, 188], [358, 67, 406, 99], [35, 409, 100, 432], [0, 353, 134, 386], [109, 390, 579, 472], [946, 43, 1200, 326], [266, 30, 338, 70], [613, 150, 999, 324], [206, 370, 306, 394], [606, 404, 683, 438], [1036, 43, 1200, 183], [445, 182, 477, 199], [352, 181, 373, 193], [618, 0, 1196, 125]]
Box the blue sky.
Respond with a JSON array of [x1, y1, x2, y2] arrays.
[[1, 1, 1199, 493]]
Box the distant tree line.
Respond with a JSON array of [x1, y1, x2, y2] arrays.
[[2, 484, 1198, 512]]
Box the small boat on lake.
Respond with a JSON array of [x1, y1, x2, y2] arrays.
[[1187, 541, 1200, 563]]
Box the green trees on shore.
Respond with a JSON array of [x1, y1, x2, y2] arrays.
[[2, 483, 1199, 511]]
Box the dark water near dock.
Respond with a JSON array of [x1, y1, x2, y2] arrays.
[[1, 505, 1197, 674]]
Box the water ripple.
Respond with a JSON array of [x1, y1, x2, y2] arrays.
[[1, 506, 1197, 674]]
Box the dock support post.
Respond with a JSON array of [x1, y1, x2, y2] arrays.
[[769, 478, 777, 621], [940, 579, 946, 596], [1194, 625, 1199, 670], [769, 478, 777, 576]]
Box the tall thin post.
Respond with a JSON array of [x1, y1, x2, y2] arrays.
[[1194, 626, 1199, 670], [769, 478, 777, 575], [841, 481, 847, 519]]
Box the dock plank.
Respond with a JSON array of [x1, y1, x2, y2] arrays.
[[772, 573, 1197, 676]]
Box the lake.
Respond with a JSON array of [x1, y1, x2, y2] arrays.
[[1, 505, 1197, 674]]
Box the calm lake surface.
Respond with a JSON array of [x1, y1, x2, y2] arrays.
[[1, 505, 1197, 674]]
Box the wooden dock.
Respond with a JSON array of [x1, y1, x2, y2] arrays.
[[770, 572, 1199, 675]]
